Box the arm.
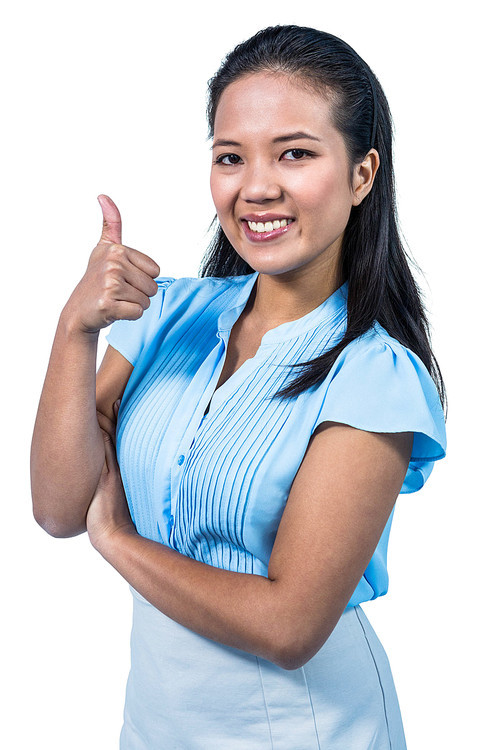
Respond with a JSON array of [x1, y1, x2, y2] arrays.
[[89, 421, 413, 670], [30, 194, 160, 537], [30, 339, 133, 537]]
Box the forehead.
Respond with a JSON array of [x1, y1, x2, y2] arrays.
[[213, 72, 337, 142]]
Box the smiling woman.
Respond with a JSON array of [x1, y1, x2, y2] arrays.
[[210, 72, 378, 292], [31, 24, 447, 750]]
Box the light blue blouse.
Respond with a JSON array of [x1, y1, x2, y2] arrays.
[[105, 271, 446, 608]]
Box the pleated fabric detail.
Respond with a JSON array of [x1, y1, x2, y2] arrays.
[[106, 271, 446, 607]]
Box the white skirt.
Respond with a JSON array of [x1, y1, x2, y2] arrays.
[[120, 587, 407, 750]]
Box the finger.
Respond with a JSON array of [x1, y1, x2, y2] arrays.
[[113, 280, 153, 312], [98, 428, 112, 474], [97, 194, 122, 245], [126, 246, 161, 279], [101, 426, 119, 472], [121, 261, 159, 298], [108, 300, 147, 322], [97, 410, 116, 446]]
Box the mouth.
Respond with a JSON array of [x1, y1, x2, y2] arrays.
[[241, 216, 295, 242]]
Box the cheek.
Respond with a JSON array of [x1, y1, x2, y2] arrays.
[[210, 172, 237, 215], [209, 171, 223, 209], [297, 168, 353, 223], [210, 174, 239, 242]]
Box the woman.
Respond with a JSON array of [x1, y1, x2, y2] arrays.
[[31, 25, 447, 749]]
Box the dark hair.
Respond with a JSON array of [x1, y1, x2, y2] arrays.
[[199, 24, 447, 416]]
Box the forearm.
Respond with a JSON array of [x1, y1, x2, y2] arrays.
[[96, 529, 292, 667], [30, 308, 104, 537]]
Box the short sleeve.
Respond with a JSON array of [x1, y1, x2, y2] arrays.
[[312, 328, 447, 493], [104, 277, 176, 366]]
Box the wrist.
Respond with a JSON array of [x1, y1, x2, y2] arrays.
[[59, 303, 100, 342], [91, 522, 138, 560]]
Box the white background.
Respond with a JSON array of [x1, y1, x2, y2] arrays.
[[1, 1, 497, 747]]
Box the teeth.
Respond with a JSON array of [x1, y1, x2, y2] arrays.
[[247, 219, 293, 233]]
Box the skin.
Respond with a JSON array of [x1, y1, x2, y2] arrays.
[[32, 72, 413, 671], [30, 196, 157, 536], [210, 71, 380, 324]]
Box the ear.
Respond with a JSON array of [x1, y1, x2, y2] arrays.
[[351, 149, 380, 206]]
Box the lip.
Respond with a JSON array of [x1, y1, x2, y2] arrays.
[[241, 217, 295, 243], [241, 213, 295, 222]]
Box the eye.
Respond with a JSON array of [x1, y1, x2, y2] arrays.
[[214, 153, 242, 165], [281, 148, 312, 161]]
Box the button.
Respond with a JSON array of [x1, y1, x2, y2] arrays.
[[169, 514, 174, 525], [177, 454, 185, 465]]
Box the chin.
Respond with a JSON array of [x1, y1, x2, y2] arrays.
[[232, 247, 295, 273], [246, 261, 306, 279]]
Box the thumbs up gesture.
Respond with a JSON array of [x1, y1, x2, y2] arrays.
[[64, 195, 161, 334]]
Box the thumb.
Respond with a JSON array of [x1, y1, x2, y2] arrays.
[[97, 194, 122, 245]]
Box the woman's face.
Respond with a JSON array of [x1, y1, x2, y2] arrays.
[[210, 71, 375, 281]]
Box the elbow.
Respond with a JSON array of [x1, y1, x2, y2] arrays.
[[31, 470, 88, 538], [32, 497, 86, 539], [34, 513, 85, 539], [34, 517, 77, 539], [33, 511, 78, 538], [266, 609, 342, 671], [266, 625, 322, 672], [272, 642, 316, 671]]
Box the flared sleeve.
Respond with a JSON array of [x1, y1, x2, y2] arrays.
[[104, 277, 176, 366], [311, 325, 447, 493]]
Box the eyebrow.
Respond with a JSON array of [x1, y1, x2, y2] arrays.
[[211, 131, 321, 149]]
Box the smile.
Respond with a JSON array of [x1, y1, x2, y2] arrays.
[[246, 218, 293, 232], [241, 218, 295, 242]]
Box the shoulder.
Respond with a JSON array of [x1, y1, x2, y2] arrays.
[[328, 320, 444, 428], [156, 273, 252, 308], [105, 273, 253, 365], [311, 321, 446, 491], [337, 321, 412, 361], [160, 273, 251, 294], [331, 322, 437, 397]]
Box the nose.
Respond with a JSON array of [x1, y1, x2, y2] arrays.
[[240, 163, 282, 203]]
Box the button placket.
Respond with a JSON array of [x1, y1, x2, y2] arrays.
[[169, 441, 196, 545], [168, 304, 259, 527], [168, 512, 175, 545]]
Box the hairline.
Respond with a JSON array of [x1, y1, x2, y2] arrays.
[[210, 66, 356, 179]]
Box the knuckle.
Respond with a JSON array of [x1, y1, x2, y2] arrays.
[[96, 295, 110, 313], [131, 304, 144, 320], [103, 263, 120, 282], [101, 278, 115, 295], [108, 243, 126, 259], [104, 257, 122, 274]]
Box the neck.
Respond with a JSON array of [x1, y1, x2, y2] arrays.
[[247, 266, 343, 329]]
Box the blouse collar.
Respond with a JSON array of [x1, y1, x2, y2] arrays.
[[217, 271, 348, 344]]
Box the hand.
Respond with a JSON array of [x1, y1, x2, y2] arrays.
[[63, 195, 161, 335], [86, 400, 137, 553]]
